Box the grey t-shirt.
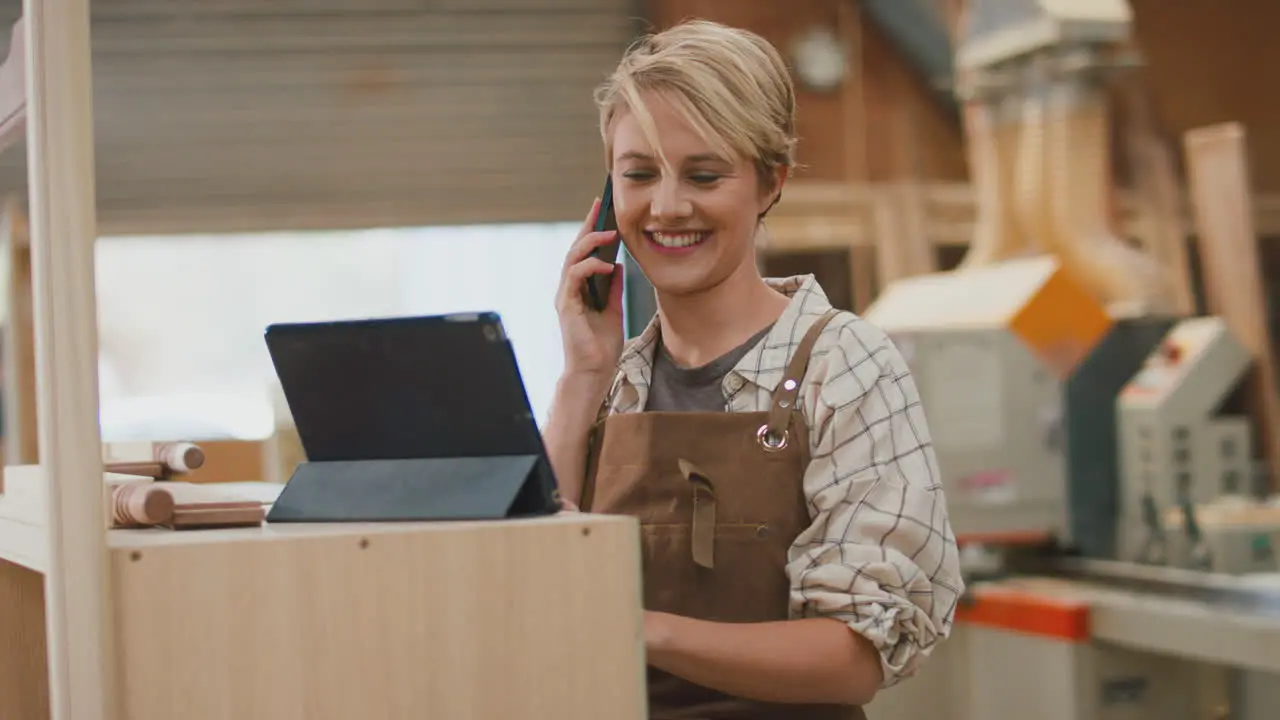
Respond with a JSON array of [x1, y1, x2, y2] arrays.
[[645, 323, 775, 412]]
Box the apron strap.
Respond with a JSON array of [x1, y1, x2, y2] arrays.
[[758, 308, 843, 452], [579, 373, 621, 512]]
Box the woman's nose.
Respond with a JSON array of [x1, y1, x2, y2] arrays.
[[650, 178, 691, 219]]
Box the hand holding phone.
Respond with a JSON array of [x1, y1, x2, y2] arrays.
[[555, 183, 627, 379], [582, 176, 623, 312]]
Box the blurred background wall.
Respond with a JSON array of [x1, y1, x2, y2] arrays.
[[0, 0, 1275, 445]]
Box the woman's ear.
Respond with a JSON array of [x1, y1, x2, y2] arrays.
[[758, 167, 787, 220], [758, 190, 782, 220]]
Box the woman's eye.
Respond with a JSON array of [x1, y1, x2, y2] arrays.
[[689, 174, 721, 185], [621, 171, 656, 182]]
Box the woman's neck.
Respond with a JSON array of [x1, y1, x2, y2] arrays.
[[655, 263, 790, 369]]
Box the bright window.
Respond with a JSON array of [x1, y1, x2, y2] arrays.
[[94, 222, 578, 442]]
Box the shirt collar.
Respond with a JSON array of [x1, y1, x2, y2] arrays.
[[616, 274, 836, 396]]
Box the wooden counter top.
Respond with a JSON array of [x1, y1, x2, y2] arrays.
[[107, 510, 629, 548]]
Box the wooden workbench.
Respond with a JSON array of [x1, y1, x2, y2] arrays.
[[2, 492, 647, 719]]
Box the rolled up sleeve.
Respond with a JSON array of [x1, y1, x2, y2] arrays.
[[786, 329, 964, 688]]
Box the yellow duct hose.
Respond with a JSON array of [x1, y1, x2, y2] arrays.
[[1042, 78, 1165, 311], [1012, 69, 1055, 263], [995, 94, 1029, 253], [958, 92, 1025, 269]]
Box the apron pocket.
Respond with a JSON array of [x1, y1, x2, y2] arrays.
[[638, 521, 793, 623]]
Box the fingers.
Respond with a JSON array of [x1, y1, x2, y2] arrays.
[[605, 263, 626, 315], [564, 198, 603, 272], [564, 229, 619, 272], [556, 256, 616, 314], [580, 197, 601, 236], [559, 197, 624, 314]]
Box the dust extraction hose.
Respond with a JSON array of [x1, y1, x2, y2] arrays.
[[1042, 78, 1165, 311], [958, 93, 1025, 268]]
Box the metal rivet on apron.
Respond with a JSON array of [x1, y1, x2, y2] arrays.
[[779, 399, 790, 409], [783, 378, 797, 391], [755, 524, 770, 538], [756, 424, 789, 452]]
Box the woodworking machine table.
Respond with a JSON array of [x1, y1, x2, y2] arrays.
[[972, 569, 1280, 674]]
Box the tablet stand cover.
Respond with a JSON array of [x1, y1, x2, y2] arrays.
[[266, 454, 558, 523]]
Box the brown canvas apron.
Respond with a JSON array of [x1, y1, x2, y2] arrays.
[[582, 309, 869, 720]]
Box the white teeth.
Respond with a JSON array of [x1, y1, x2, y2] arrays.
[[651, 232, 708, 248]]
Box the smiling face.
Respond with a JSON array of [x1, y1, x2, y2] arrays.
[[608, 91, 784, 298]]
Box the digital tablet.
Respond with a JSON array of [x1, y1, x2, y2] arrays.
[[263, 312, 560, 521]]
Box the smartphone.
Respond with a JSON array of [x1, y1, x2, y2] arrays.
[[583, 175, 622, 312]]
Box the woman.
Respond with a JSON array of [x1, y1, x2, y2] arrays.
[[543, 19, 963, 719]]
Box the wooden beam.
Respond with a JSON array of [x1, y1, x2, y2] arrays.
[[873, 182, 937, 285], [1, 196, 38, 466], [22, 0, 118, 718], [1183, 123, 1280, 494], [0, 559, 49, 720]]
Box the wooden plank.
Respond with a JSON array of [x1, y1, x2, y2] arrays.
[[1183, 122, 1280, 494], [22, 0, 118, 718], [0, 465, 48, 571], [1, 196, 37, 465], [837, 3, 876, 309], [0, 558, 50, 720], [872, 182, 938, 284]]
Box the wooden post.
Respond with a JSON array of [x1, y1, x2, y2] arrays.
[[1183, 123, 1280, 495], [873, 182, 938, 288], [2, 196, 39, 465], [837, 3, 877, 311], [23, 0, 117, 718]]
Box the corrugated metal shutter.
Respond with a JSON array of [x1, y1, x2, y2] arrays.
[[0, 0, 640, 234]]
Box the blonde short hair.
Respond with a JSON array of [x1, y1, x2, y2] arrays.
[[594, 20, 798, 190]]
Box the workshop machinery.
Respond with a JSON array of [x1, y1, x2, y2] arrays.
[[861, 1, 1280, 718], [864, 254, 1173, 560], [863, 256, 1280, 574], [866, 259, 1280, 719], [872, 0, 1175, 561], [922, 0, 1280, 570], [1117, 316, 1280, 574]]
